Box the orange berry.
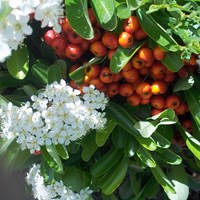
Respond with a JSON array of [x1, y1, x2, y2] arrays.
[[151, 81, 167, 95], [118, 83, 134, 97], [127, 93, 141, 106]]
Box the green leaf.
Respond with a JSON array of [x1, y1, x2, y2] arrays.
[[136, 8, 178, 51], [0, 71, 28, 87], [65, 0, 94, 39], [134, 176, 160, 200], [161, 51, 184, 72], [110, 41, 144, 73], [188, 174, 200, 192], [124, 134, 138, 157], [134, 109, 178, 138], [126, 0, 149, 11], [96, 116, 117, 146], [152, 131, 171, 149], [151, 164, 175, 194], [176, 122, 200, 160], [63, 166, 91, 192], [0, 138, 14, 156], [69, 57, 103, 83], [112, 126, 128, 148], [173, 75, 194, 92], [31, 61, 49, 84], [91, 0, 117, 31], [136, 145, 156, 168], [81, 131, 98, 162], [6, 45, 29, 79], [91, 148, 123, 177], [41, 145, 63, 174], [157, 149, 182, 165], [167, 165, 189, 200], [55, 144, 69, 160], [185, 87, 200, 131], [48, 64, 63, 84], [106, 101, 157, 151], [22, 84, 37, 97], [98, 156, 129, 195], [116, 3, 131, 19]]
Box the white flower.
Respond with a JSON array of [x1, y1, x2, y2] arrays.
[[7, 11, 32, 41], [26, 164, 93, 200], [0, 80, 108, 153], [34, 1, 63, 32]]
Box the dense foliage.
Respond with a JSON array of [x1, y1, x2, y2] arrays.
[[0, 0, 200, 199]]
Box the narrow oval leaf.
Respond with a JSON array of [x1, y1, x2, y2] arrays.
[[55, 144, 69, 160], [136, 8, 178, 51], [91, 148, 123, 177], [31, 62, 49, 84], [176, 122, 200, 160], [99, 156, 129, 195], [41, 145, 63, 174], [91, 0, 117, 31], [124, 134, 138, 157], [185, 87, 200, 131], [136, 145, 156, 168], [65, 0, 94, 39], [167, 165, 189, 200], [161, 51, 184, 72], [81, 131, 98, 162], [48, 64, 63, 84], [96, 116, 117, 146], [173, 75, 194, 92], [6, 45, 29, 79], [110, 41, 144, 73], [112, 126, 128, 148], [151, 164, 176, 194], [157, 149, 182, 165], [152, 131, 171, 149]]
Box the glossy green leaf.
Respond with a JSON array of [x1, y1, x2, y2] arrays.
[[126, 0, 149, 11], [136, 8, 178, 51], [112, 126, 128, 148], [55, 144, 69, 160], [173, 75, 194, 92], [31, 62, 49, 84], [151, 164, 175, 194], [188, 174, 200, 192], [134, 176, 160, 200], [91, 0, 117, 31], [152, 131, 171, 149], [102, 193, 118, 200], [106, 101, 140, 137], [99, 156, 129, 195], [69, 57, 103, 83], [96, 116, 117, 146], [124, 134, 138, 157], [0, 71, 28, 87], [176, 122, 200, 160], [110, 41, 144, 73], [81, 131, 98, 162], [167, 165, 189, 200], [135, 136, 157, 151], [91, 148, 123, 177], [134, 109, 178, 138], [41, 145, 63, 174], [65, 0, 94, 39], [185, 87, 200, 131], [0, 138, 14, 156], [116, 3, 131, 19], [6, 45, 29, 79], [22, 84, 37, 97], [48, 64, 63, 84], [63, 166, 91, 192], [136, 145, 156, 168], [161, 51, 184, 72], [157, 149, 182, 165]]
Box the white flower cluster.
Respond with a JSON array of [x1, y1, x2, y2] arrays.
[[0, 0, 63, 63], [0, 80, 108, 153], [26, 164, 93, 200]]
